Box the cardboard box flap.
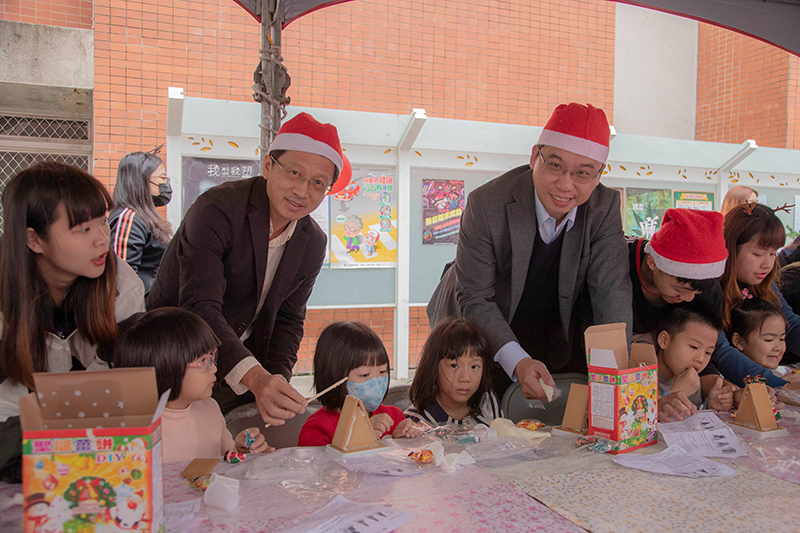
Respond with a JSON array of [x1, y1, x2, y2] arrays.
[[630, 343, 658, 368], [24, 368, 159, 429], [18, 392, 43, 432], [40, 414, 156, 431], [584, 322, 628, 368]]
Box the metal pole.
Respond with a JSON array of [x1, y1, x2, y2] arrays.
[[258, 0, 284, 169], [270, 4, 283, 146]]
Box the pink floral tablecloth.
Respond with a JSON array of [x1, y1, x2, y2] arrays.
[[3, 407, 799, 532]]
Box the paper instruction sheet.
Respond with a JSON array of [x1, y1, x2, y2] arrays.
[[164, 498, 202, 533], [658, 412, 747, 458], [278, 495, 415, 533], [613, 445, 736, 478]]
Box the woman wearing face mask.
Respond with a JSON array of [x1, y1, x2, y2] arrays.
[[109, 150, 173, 293]]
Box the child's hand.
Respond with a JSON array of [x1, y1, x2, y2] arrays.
[[671, 367, 700, 397], [391, 418, 428, 439], [659, 391, 697, 422], [707, 376, 736, 411], [370, 413, 393, 439], [782, 373, 800, 384], [766, 386, 786, 411], [235, 428, 275, 454]]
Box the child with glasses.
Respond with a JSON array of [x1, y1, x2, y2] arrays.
[[114, 308, 272, 461]]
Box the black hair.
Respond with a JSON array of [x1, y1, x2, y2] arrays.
[[312, 321, 390, 411], [656, 301, 724, 340], [113, 151, 172, 243], [113, 308, 220, 400], [408, 318, 493, 419], [676, 276, 718, 293], [778, 262, 800, 314], [727, 297, 786, 345], [0, 161, 117, 388]]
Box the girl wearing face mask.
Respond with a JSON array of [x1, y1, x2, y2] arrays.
[[717, 203, 800, 388], [109, 151, 173, 293], [298, 321, 425, 446]]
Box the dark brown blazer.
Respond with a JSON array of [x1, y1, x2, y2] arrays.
[[147, 177, 326, 381]]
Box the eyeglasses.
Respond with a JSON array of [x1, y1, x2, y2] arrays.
[[150, 176, 171, 185], [537, 148, 603, 184], [187, 348, 218, 372], [270, 155, 332, 194]]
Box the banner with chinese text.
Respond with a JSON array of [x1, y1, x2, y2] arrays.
[[673, 191, 715, 211], [181, 157, 260, 215], [329, 168, 397, 268], [625, 188, 671, 239], [422, 179, 465, 245]]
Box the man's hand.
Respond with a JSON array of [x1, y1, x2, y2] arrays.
[[659, 391, 697, 422], [369, 413, 393, 439], [671, 367, 700, 398], [240, 366, 307, 426], [514, 358, 554, 402], [706, 376, 736, 411]]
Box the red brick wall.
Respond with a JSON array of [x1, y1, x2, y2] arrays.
[[92, 0, 262, 188], [281, 0, 617, 126], [1, 0, 93, 29], [296, 307, 395, 374], [90, 0, 616, 193], [696, 23, 791, 148], [294, 306, 430, 373], [789, 55, 800, 151]]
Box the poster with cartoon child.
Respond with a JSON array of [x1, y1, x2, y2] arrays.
[[330, 168, 397, 268]]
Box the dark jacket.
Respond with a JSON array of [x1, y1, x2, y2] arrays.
[[147, 177, 326, 381], [427, 165, 632, 370], [109, 207, 168, 293]]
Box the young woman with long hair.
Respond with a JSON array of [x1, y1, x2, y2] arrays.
[[109, 151, 173, 292], [716, 203, 799, 388], [0, 162, 145, 480]]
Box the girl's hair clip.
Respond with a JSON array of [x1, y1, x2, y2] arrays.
[[148, 144, 164, 155], [742, 288, 754, 300], [742, 202, 756, 216], [773, 203, 795, 215]]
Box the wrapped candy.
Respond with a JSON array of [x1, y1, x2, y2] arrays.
[[223, 451, 245, 464], [408, 449, 434, 464], [516, 419, 545, 430]]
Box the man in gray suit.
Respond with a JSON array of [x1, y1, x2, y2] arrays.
[[427, 103, 632, 401]]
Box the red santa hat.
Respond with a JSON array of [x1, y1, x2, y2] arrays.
[[268, 112, 343, 174], [645, 209, 728, 279], [536, 103, 611, 164]]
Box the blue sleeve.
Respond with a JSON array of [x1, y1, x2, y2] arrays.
[[714, 330, 787, 388]]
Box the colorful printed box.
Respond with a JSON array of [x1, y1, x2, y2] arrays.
[[19, 368, 168, 532], [585, 323, 658, 454]]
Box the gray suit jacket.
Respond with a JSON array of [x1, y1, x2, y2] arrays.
[[427, 165, 632, 367]]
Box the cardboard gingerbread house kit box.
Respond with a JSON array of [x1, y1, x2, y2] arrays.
[[19, 368, 168, 533], [585, 323, 659, 454]]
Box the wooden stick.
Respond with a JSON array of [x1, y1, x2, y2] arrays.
[[262, 376, 348, 430], [306, 376, 349, 403]]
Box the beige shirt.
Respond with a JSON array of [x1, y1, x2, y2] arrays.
[[224, 219, 298, 394]]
